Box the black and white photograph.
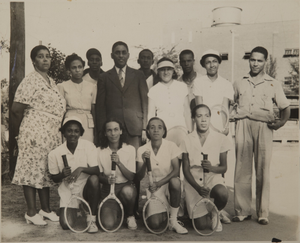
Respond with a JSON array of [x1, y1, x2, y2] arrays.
[[1, 0, 299, 242]]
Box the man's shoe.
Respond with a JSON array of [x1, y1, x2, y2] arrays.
[[39, 210, 59, 222], [258, 217, 269, 225], [127, 216, 137, 230], [232, 215, 251, 222], [220, 210, 231, 224], [169, 219, 188, 234], [212, 211, 222, 232]]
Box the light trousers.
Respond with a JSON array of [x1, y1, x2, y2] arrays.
[[234, 119, 273, 218]]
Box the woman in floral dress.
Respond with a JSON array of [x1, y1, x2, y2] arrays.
[[11, 45, 66, 226], [58, 54, 96, 143]]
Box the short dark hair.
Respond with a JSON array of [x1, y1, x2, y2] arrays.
[[65, 53, 85, 70], [30, 45, 50, 62], [250, 46, 268, 60], [179, 49, 194, 60], [112, 41, 129, 53], [191, 104, 211, 119], [146, 117, 168, 140], [138, 49, 154, 59], [60, 120, 85, 136], [99, 118, 128, 149]]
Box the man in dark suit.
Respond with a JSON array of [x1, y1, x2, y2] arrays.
[[96, 41, 148, 218], [96, 41, 148, 148]]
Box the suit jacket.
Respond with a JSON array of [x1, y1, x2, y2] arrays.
[[96, 66, 148, 145]]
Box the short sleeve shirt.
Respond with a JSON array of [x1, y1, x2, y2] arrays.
[[97, 144, 136, 184], [48, 139, 98, 206], [57, 80, 97, 110], [137, 139, 182, 181], [180, 129, 231, 171], [233, 73, 290, 122], [193, 75, 234, 108]]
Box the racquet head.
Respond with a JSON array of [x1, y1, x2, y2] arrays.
[[98, 152, 124, 232], [64, 195, 92, 233], [166, 126, 188, 147], [143, 157, 169, 234], [98, 196, 124, 232], [192, 197, 219, 236], [210, 104, 229, 134]]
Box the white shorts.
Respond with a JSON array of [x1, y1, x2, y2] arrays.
[[184, 172, 225, 219], [59, 180, 86, 208]]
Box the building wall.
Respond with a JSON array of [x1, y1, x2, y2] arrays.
[[163, 20, 299, 84]]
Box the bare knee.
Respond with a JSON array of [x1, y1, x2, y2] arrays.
[[120, 185, 136, 201], [87, 175, 99, 189], [59, 208, 69, 230]]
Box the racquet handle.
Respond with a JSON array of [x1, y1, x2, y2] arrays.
[[145, 158, 152, 172], [62, 155, 69, 168], [201, 153, 209, 173], [111, 152, 117, 171]]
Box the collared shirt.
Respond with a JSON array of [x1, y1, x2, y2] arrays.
[[137, 139, 182, 181], [193, 74, 234, 108], [48, 139, 98, 206], [97, 144, 136, 184], [148, 80, 189, 130], [115, 65, 127, 81], [180, 129, 231, 180], [178, 72, 201, 107], [233, 73, 290, 122]]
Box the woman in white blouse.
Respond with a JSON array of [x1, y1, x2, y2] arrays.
[[147, 57, 192, 133], [58, 54, 97, 143]]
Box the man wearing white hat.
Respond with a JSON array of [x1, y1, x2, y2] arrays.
[[194, 49, 234, 128], [193, 49, 233, 224], [48, 116, 100, 233]]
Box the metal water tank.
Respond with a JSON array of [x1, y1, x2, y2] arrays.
[[212, 6, 242, 27]]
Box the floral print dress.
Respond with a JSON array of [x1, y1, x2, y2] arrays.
[[12, 71, 66, 189]]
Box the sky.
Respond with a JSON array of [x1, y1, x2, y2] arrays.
[[0, 0, 299, 79]]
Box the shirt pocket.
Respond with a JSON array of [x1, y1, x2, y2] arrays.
[[256, 87, 274, 111]]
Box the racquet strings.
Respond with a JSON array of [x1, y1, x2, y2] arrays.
[[210, 105, 229, 134], [65, 195, 92, 233], [98, 198, 123, 232], [143, 196, 169, 234], [192, 198, 219, 236]]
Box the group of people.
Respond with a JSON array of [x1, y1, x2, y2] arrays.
[[11, 41, 290, 235]]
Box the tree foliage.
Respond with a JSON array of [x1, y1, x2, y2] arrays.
[[47, 44, 69, 84], [265, 55, 277, 79], [135, 45, 182, 77]]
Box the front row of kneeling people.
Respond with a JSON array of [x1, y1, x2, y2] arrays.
[[46, 103, 229, 234]]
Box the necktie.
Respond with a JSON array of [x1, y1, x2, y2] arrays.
[[118, 68, 124, 87]]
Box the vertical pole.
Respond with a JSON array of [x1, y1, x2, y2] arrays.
[[9, 2, 25, 178], [230, 29, 235, 83]]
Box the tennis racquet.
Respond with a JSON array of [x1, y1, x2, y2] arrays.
[[166, 126, 188, 147], [191, 153, 219, 236], [62, 155, 92, 233], [210, 104, 229, 135], [143, 157, 169, 234], [98, 152, 124, 232]]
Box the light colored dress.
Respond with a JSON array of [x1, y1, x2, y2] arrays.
[[12, 71, 66, 189], [58, 80, 96, 142], [83, 72, 97, 85], [148, 80, 189, 131]]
